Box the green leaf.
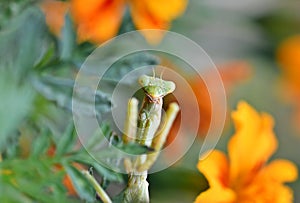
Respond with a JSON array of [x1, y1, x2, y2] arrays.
[[32, 74, 112, 117], [31, 129, 51, 157], [103, 52, 159, 83], [31, 74, 73, 110], [64, 164, 95, 202], [116, 142, 151, 155], [34, 42, 56, 70], [0, 70, 35, 151], [0, 184, 32, 203], [55, 121, 77, 156], [0, 157, 74, 203], [91, 163, 123, 183], [0, 7, 50, 78], [85, 127, 106, 150], [71, 152, 124, 183], [59, 13, 76, 61], [118, 10, 136, 34]]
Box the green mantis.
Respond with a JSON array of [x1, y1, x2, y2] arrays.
[[123, 74, 179, 203], [82, 73, 179, 203]]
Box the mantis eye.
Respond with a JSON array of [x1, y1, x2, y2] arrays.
[[138, 75, 150, 87], [164, 81, 176, 94]]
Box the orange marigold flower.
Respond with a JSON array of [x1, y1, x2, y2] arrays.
[[40, 0, 70, 37], [165, 61, 251, 141], [71, 0, 126, 43], [195, 102, 298, 203], [128, 0, 187, 43], [40, 0, 187, 44], [277, 35, 300, 131], [277, 35, 300, 95]]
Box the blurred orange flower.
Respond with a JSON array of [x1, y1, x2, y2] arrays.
[[195, 102, 298, 203], [277, 35, 300, 131], [165, 61, 251, 143], [40, 1, 70, 36], [41, 0, 187, 44]]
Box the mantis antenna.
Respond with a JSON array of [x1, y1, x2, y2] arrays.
[[152, 68, 156, 78], [159, 69, 165, 79]]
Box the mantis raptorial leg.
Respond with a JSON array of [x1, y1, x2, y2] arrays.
[[123, 74, 179, 203], [123, 98, 138, 144], [80, 74, 178, 203]]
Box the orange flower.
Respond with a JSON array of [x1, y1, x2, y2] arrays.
[[165, 61, 251, 142], [41, 0, 187, 44], [277, 35, 300, 131], [40, 1, 70, 36], [277, 35, 300, 92], [71, 0, 125, 43], [128, 0, 187, 43], [195, 102, 298, 203]]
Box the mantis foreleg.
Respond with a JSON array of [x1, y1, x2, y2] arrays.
[[123, 74, 179, 203]]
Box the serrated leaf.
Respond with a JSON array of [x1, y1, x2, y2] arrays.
[[31, 75, 73, 110], [70, 152, 123, 183], [91, 163, 123, 183], [59, 13, 76, 61], [31, 129, 51, 157], [1, 158, 70, 203], [15, 178, 53, 203], [55, 122, 77, 156], [103, 52, 159, 83], [118, 10, 136, 35], [0, 184, 32, 203], [34, 42, 56, 70], [72, 86, 112, 118], [64, 164, 95, 202], [116, 142, 151, 155], [0, 70, 35, 151], [32, 74, 112, 117], [85, 128, 106, 150], [0, 7, 50, 78]]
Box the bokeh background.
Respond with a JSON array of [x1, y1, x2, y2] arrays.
[[0, 0, 299, 202]]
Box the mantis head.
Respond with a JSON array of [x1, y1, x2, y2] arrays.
[[138, 75, 176, 98]]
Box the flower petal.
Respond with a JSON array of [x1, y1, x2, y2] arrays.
[[277, 35, 300, 70], [71, 0, 125, 43], [261, 159, 298, 183], [228, 102, 278, 183], [145, 0, 187, 22], [129, 0, 170, 43], [40, 0, 70, 36], [238, 181, 294, 203], [71, 0, 107, 22], [272, 185, 295, 203], [129, 0, 169, 30], [194, 186, 236, 203], [198, 150, 229, 188]]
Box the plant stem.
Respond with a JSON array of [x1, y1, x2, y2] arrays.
[[82, 170, 112, 203]]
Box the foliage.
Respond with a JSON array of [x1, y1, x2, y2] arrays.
[[0, 3, 158, 202]]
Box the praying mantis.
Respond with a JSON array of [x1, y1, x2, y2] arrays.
[[123, 74, 179, 203], [83, 73, 179, 203]]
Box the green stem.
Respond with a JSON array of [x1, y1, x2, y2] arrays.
[[82, 170, 112, 203]]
